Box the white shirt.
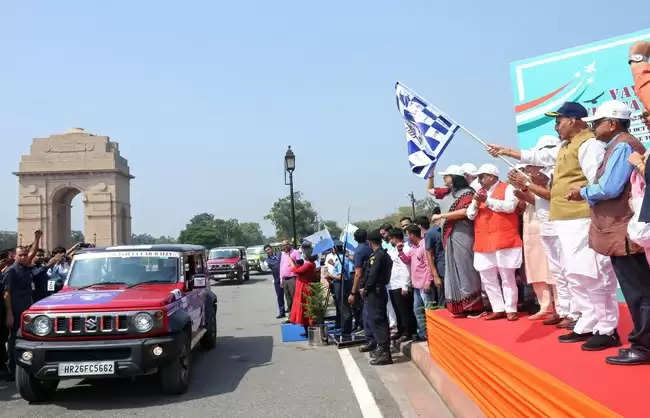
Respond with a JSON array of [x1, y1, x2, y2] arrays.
[[520, 137, 605, 185], [387, 243, 411, 291], [470, 178, 481, 192], [466, 182, 519, 220], [466, 182, 522, 271]]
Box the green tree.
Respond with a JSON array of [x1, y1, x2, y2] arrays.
[[0, 231, 17, 251], [238, 222, 265, 247], [265, 192, 319, 241], [178, 213, 222, 249], [70, 230, 85, 245], [322, 220, 342, 239]]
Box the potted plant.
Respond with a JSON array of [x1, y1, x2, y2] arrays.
[[304, 282, 329, 345]]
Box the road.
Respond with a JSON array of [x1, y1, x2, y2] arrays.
[[0, 274, 451, 417]]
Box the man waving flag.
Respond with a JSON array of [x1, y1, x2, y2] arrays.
[[395, 82, 460, 178]]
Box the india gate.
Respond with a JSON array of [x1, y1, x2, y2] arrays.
[[15, 128, 133, 251]]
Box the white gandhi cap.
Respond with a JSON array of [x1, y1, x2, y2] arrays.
[[460, 163, 478, 175]]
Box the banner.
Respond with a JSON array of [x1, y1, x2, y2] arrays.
[[339, 224, 358, 253], [510, 28, 650, 149]]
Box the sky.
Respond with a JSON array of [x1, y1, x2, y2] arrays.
[[0, 2, 648, 238]]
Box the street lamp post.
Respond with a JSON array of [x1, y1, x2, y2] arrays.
[[284, 146, 297, 248]]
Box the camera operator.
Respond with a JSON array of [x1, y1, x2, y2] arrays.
[[46, 242, 84, 295]]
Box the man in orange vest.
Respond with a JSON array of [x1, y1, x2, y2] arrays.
[[467, 163, 523, 321]]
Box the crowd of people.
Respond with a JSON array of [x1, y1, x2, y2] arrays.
[[265, 41, 650, 368], [0, 231, 85, 381]]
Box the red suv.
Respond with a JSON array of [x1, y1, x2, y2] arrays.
[[15, 244, 217, 402], [206, 246, 250, 283]]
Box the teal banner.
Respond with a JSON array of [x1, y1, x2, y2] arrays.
[[510, 28, 650, 149]]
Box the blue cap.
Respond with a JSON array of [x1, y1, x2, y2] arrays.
[[545, 102, 588, 119]]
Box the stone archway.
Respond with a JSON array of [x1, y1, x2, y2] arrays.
[[15, 128, 134, 251]]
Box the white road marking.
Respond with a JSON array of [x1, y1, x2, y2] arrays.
[[338, 348, 383, 418]]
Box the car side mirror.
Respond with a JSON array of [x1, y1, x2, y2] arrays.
[[192, 274, 207, 288]]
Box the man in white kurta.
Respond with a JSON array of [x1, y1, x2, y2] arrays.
[[467, 164, 523, 321]]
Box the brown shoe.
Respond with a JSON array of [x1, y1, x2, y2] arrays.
[[542, 314, 561, 325], [556, 318, 574, 329], [485, 312, 506, 321], [528, 311, 548, 321], [507, 313, 519, 321]]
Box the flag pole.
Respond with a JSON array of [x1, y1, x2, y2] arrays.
[[396, 81, 519, 169]]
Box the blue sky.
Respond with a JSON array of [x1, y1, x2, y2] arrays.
[[1, 2, 648, 238]]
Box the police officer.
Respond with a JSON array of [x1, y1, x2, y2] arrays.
[[363, 229, 393, 366]]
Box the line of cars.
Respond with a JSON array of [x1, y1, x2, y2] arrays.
[[205, 243, 281, 283]]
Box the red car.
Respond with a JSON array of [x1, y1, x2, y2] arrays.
[[15, 244, 217, 402], [206, 246, 250, 283]]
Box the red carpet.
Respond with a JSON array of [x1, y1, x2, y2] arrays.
[[432, 304, 645, 417]]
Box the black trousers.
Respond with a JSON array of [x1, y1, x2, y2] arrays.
[[273, 275, 285, 316], [0, 307, 7, 366], [389, 288, 417, 337], [333, 280, 353, 335], [611, 253, 650, 353], [366, 286, 390, 347]]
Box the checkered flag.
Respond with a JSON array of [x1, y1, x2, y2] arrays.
[[396, 82, 460, 178]]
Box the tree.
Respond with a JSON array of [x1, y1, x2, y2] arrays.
[[70, 230, 85, 244], [322, 220, 342, 239], [178, 213, 222, 249], [238, 222, 265, 247], [0, 231, 17, 251], [353, 197, 440, 231], [132, 233, 178, 244], [265, 192, 319, 241]]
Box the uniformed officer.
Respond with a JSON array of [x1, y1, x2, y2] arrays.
[[363, 229, 393, 366]]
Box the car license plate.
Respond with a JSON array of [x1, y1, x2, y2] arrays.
[[58, 361, 115, 376]]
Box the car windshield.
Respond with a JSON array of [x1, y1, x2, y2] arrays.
[[209, 249, 239, 259], [67, 255, 179, 288], [246, 247, 264, 256]]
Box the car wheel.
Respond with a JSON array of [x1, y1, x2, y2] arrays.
[[236, 269, 243, 283], [160, 330, 191, 395], [244, 270, 250, 281], [200, 304, 217, 350], [16, 366, 59, 402]]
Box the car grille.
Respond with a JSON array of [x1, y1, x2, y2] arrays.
[[209, 264, 236, 272], [45, 348, 131, 362], [53, 314, 130, 335]]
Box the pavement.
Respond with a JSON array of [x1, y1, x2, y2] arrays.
[[0, 273, 452, 417]]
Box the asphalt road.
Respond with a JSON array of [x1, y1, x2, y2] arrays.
[[0, 274, 449, 417]]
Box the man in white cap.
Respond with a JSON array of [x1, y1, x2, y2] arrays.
[[461, 163, 482, 192], [566, 101, 649, 358], [466, 163, 522, 321]]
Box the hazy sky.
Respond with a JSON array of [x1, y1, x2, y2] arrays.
[[1, 2, 648, 237]]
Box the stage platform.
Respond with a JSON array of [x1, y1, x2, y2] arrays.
[[424, 305, 645, 417]]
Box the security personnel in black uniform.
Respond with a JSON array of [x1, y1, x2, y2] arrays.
[[363, 229, 393, 366]]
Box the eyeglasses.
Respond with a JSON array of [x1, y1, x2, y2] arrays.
[[588, 118, 610, 130]]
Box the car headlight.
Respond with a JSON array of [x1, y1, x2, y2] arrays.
[[32, 315, 52, 336], [133, 312, 154, 333]]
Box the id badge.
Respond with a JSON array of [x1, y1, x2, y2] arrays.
[[47, 280, 56, 292]]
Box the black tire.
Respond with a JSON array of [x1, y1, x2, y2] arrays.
[[244, 270, 250, 281], [16, 366, 58, 402], [159, 330, 191, 395], [200, 304, 217, 350], [236, 269, 243, 284]]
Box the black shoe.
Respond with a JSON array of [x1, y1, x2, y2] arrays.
[[369, 348, 393, 366], [606, 349, 650, 365], [397, 335, 412, 343], [359, 343, 377, 353], [369, 348, 380, 359], [558, 331, 592, 343], [283, 320, 291, 324], [276, 314, 286, 319], [581, 331, 622, 351]]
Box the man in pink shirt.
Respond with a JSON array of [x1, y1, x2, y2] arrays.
[[280, 240, 302, 316], [398, 224, 434, 341]]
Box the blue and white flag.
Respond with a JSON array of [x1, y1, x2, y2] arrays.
[[304, 229, 334, 255], [395, 82, 460, 178], [339, 224, 358, 254]]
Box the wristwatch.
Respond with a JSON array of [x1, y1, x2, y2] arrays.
[[629, 54, 649, 65]]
